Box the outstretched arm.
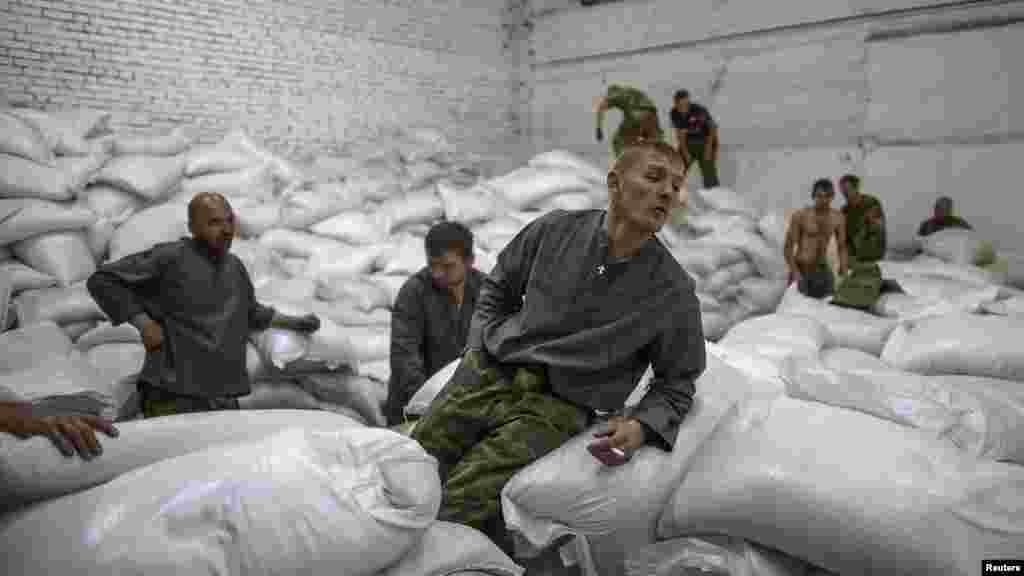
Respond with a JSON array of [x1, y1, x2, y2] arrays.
[[784, 213, 801, 276]]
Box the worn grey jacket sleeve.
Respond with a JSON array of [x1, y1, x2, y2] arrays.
[[467, 210, 565, 353], [628, 283, 706, 451], [241, 261, 276, 332], [86, 245, 169, 326], [390, 278, 428, 400]]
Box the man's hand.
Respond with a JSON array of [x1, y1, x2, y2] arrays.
[[593, 416, 647, 455], [140, 318, 163, 352], [4, 408, 119, 459], [595, 127, 603, 142]]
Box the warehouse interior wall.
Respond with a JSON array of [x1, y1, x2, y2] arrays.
[[0, 0, 528, 174], [527, 0, 1024, 253]]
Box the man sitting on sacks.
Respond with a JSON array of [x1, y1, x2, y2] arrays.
[[87, 192, 322, 419], [0, 401, 118, 460], [386, 221, 486, 427], [410, 141, 706, 556], [785, 178, 849, 299]]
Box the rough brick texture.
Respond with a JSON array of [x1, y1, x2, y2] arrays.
[[0, 0, 522, 163]]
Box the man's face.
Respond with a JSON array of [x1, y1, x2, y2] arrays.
[[610, 152, 684, 234], [189, 197, 235, 256], [813, 187, 834, 210], [935, 201, 952, 219], [429, 249, 470, 290], [840, 181, 860, 203], [674, 97, 690, 113]]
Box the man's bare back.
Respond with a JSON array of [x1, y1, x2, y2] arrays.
[[788, 207, 844, 273]]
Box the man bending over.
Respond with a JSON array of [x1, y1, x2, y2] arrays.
[[411, 141, 706, 555], [596, 84, 665, 157], [785, 179, 848, 298], [87, 192, 321, 419]]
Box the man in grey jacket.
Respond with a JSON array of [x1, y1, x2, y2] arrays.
[[411, 141, 706, 555]]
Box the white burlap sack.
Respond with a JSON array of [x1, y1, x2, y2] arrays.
[[757, 210, 790, 248], [502, 347, 751, 573], [183, 130, 274, 176], [0, 425, 442, 576], [0, 270, 10, 331], [356, 359, 390, 383], [383, 521, 524, 576], [258, 228, 348, 259], [311, 209, 391, 245], [107, 202, 188, 262], [305, 243, 387, 280], [0, 350, 121, 418], [381, 189, 443, 232], [405, 358, 460, 417], [90, 153, 186, 201], [438, 180, 502, 224], [62, 320, 99, 341], [718, 313, 830, 365], [316, 275, 392, 311], [776, 284, 897, 356], [536, 192, 595, 212], [879, 256, 1003, 288], [0, 321, 73, 374], [238, 378, 325, 411], [920, 228, 995, 266], [12, 282, 107, 326], [701, 310, 732, 342], [85, 342, 145, 390], [12, 231, 96, 287], [696, 292, 722, 313], [230, 238, 288, 287], [110, 125, 192, 156], [0, 261, 57, 293], [473, 217, 529, 253], [626, 536, 828, 576], [367, 274, 409, 308], [297, 372, 386, 427], [670, 241, 746, 278], [527, 149, 606, 184], [344, 162, 404, 202], [702, 259, 757, 295], [657, 395, 1024, 575], [278, 180, 362, 229], [230, 196, 283, 238], [313, 300, 392, 327], [0, 154, 85, 202], [401, 160, 448, 190], [736, 276, 787, 313], [0, 112, 54, 165], [711, 227, 787, 278], [487, 166, 593, 211], [78, 184, 145, 223], [7, 107, 112, 156], [0, 198, 97, 245], [181, 163, 280, 201], [0, 244, 10, 261], [254, 276, 317, 304], [74, 321, 141, 350], [695, 187, 759, 218], [308, 321, 390, 365], [882, 314, 1024, 381], [687, 212, 758, 237], [57, 153, 110, 187], [982, 297, 1024, 317], [375, 234, 425, 276]]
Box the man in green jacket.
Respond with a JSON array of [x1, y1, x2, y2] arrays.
[[595, 84, 665, 157]]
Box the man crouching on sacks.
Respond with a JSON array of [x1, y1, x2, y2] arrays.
[[87, 192, 322, 419], [411, 141, 706, 556]]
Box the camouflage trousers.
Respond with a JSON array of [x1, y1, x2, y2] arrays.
[[411, 350, 590, 557], [138, 381, 240, 419], [832, 261, 883, 310]]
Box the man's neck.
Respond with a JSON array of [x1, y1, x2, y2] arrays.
[[605, 211, 651, 260], [191, 238, 225, 264], [813, 205, 831, 215]]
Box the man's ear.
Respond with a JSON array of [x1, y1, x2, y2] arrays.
[[607, 171, 621, 198]]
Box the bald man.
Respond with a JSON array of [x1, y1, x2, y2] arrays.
[[411, 141, 705, 555], [87, 193, 321, 419]]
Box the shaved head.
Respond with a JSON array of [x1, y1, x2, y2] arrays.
[[188, 192, 231, 224]]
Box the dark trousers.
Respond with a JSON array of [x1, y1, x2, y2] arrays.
[[686, 141, 720, 189], [138, 381, 240, 419]]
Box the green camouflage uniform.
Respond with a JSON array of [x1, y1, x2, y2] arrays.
[[601, 84, 665, 157], [832, 261, 884, 310], [410, 350, 591, 556]]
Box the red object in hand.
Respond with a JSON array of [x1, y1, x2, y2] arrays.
[[587, 438, 629, 466]]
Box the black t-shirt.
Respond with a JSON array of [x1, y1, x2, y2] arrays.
[[670, 103, 715, 143]]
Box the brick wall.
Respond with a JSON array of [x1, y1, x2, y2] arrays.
[[0, 0, 521, 162]]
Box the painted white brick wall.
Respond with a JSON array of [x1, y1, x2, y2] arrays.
[[0, 0, 520, 161], [528, 0, 1024, 253]]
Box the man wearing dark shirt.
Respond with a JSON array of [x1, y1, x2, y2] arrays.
[[87, 192, 321, 419], [386, 222, 486, 426], [918, 196, 972, 237], [839, 174, 886, 263], [670, 89, 720, 188], [411, 141, 706, 555]]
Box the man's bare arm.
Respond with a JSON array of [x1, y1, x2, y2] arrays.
[[835, 215, 849, 275], [783, 212, 801, 273]]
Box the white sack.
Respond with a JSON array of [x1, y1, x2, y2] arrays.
[[0, 261, 57, 293], [7, 107, 112, 156], [487, 166, 593, 211], [757, 210, 790, 247], [688, 212, 758, 237], [718, 313, 830, 365], [670, 241, 746, 277], [258, 227, 348, 259], [57, 153, 110, 188], [657, 395, 1024, 575], [110, 125, 192, 156], [736, 276, 787, 313], [882, 314, 1024, 381], [344, 162, 404, 202], [78, 184, 144, 223], [254, 276, 317, 304], [257, 317, 389, 371], [695, 187, 759, 218], [0, 155, 85, 202], [0, 321, 73, 374], [0, 244, 10, 260], [297, 372, 386, 427], [230, 238, 287, 287], [311, 209, 391, 245], [82, 214, 120, 261], [776, 284, 898, 356], [238, 378, 325, 411], [712, 227, 787, 278], [528, 150, 606, 183], [879, 256, 1004, 288], [314, 300, 392, 327], [75, 321, 141, 350], [278, 181, 362, 229], [90, 153, 185, 201], [626, 536, 829, 576], [383, 521, 524, 576], [12, 282, 107, 326], [381, 189, 443, 232], [701, 311, 732, 342], [85, 342, 145, 391], [402, 160, 448, 190], [703, 259, 757, 295], [183, 130, 274, 176], [12, 231, 96, 287], [230, 196, 283, 238], [370, 274, 412, 308], [107, 202, 188, 262], [356, 359, 390, 383], [306, 243, 387, 280], [62, 320, 99, 342], [316, 275, 392, 311], [0, 425, 442, 576], [438, 180, 502, 224], [0, 198, 97, 245], [982, 297, 1024, 317], [536, 192, 594, 212], [405, 358, 461, 417], [182, 163, 279, 201], [920, 228, 994, 266], [0, 409, 363, 506], [0, 111, 55, 164], [0, 351, 118, 419], [376, 234, 426, 276], [697, 292, 722, 313], [0, 271, 10, 331], [502, 348, 751, 566]]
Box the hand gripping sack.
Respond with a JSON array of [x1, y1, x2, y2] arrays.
[[0, 198, 97, 245], [383, 521, 524, 576], [657, 395, 1024, 576], [0, 425, 442, 576], [501, 347, 752, 574], [776, 284, 897, 356], [881, 313, 1024, 381], [12, 231, 96, 287]]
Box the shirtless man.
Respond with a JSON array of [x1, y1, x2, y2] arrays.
[[784, 178, 848, 299]]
